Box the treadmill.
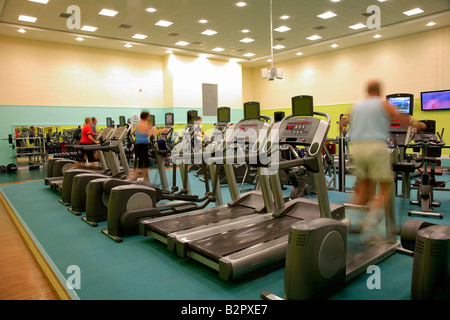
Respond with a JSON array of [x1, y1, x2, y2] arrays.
[[165, 95, 345, 281], [139, 102, 277, 250], [99, 111, 221, 242], [44, 123, 114, 190]]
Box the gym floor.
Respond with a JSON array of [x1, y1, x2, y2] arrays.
[[0, 163, 449, 302]]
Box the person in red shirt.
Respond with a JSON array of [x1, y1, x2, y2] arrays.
[[75, 117, 100, 168]]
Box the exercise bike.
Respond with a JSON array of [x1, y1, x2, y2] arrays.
[[408, 121, 445, 219]]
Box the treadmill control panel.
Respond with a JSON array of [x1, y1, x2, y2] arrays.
[[227, 120, 267, 143], [279, 117, 321, 146]]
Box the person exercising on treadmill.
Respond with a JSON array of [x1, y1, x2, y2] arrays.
[[341, 80, 425, 244], [128, 111, 163, 183], [75, 117, 100, 169]]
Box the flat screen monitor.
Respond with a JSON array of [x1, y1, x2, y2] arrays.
[[165, 113, 174, 126], [217, 107, 230, 123], [149, 115, 155, 126], [421, 90, 450, 111], [387, 93, 414, 115], [187, 110, 198, 124], [292, 95, 314, 116], [243, 101, 260, 120], [106, 117, 112, 127]]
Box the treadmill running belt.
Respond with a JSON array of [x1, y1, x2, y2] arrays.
[[147, 206, 255, 236], [189, 216, 299, 261]]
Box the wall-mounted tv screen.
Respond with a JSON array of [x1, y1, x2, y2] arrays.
[[387, 93, 413, 115], [421, 90, 450, 111]]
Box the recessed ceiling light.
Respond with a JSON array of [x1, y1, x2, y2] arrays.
[[426, 21, 436, 27], [155, 20, 173, 27], [403, 8, 424, 16], [236, 2, 247, 7], [243, 52, 255, 57], [331, 0, 340, 2], [306, 35, 322, 41], [76, 37, 84, 41], [240, 37, 255, 43], [201, 30, 217, 36], [199, 19, 208, 23], [99, 9, 118, 17], [18, 15, 37, 23], [18, 28, 26, 33], [331, 44, 339, 48], [212, 47, 225, 52], [146, 8, 157, 13], [373, 34, 382, 38], [124, 44, 133, 48], [317, 11, 337, 19], [28, 0, 49, 4], [175, 41, 189, 46], [280, 15, 290, 20], [274, 26, 291, 32], [296, 52, 303, 56], [273, 44, 285, 49], [378, 0, 387, 2], [81, 25, 98, 32], [132, 34, 148, 40], [241, 29, 250, 33], [349, 23, 366, 30]]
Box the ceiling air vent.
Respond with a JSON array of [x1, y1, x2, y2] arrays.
[[118, 24, 133, 29]]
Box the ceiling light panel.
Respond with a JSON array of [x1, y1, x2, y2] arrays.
[[99, 9, 118, 17], [317, 11, 337, 19], [18, 15, 37, 23], [81, 26, 98, 32], [349, 23, 366, 30], [403, 8, 424, 16], [274, 26, 291, 32], [306, 35, 322, 41], [132, 34, 148, 40], [201, 30, 217, 36], [155, 20, 173, 27], [28, 0, 49, 4]]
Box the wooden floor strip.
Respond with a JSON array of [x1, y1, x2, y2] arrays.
[[0, 189, 62, 300]]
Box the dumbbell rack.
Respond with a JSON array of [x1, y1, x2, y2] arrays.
[[7, 127, 47, 169]]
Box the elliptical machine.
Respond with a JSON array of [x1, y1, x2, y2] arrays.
[[408, 120, 445, 219]]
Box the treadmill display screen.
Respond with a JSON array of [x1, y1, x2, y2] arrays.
[[187, 110, 198, 124], [165, 113, 174, 126], [387, 93, 413, 115], [244, 102, 260, 120], [149, 115, 155, 126], [119, 116, 126, 127], [218, 107, 231, 123], [292, 96, 314, 116]]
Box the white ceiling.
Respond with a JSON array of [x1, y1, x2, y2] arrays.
[[0, 0, 449, 67]]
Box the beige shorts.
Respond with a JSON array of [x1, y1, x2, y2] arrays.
[[351, 141, 393, 182]]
